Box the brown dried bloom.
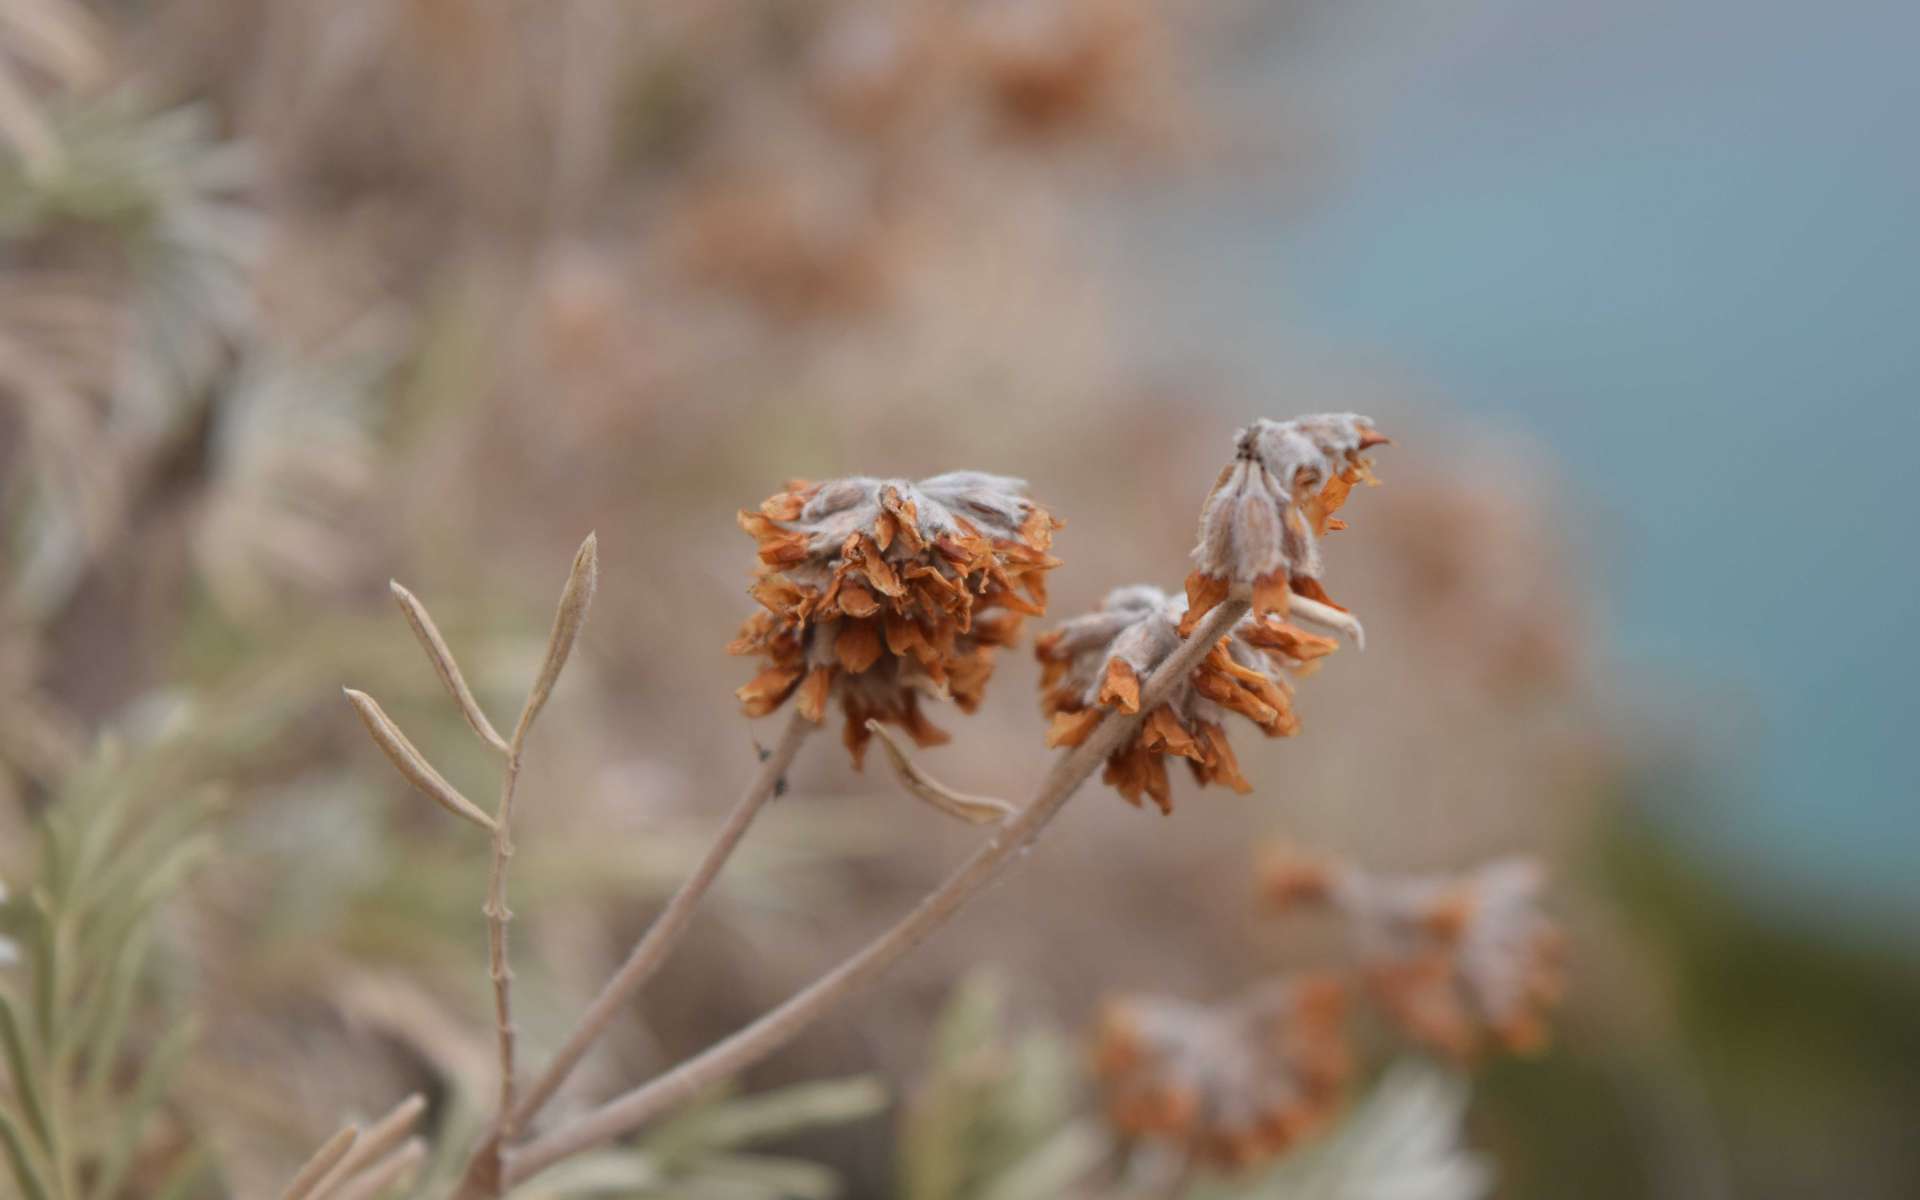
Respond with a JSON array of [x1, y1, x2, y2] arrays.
[[1264, 852, 1566, 1061], [1092, 975, 1352, 1170], [732, 472, 1061, 765], [1036, 584, 1348, 813], [1184, 413, 1389, 636]]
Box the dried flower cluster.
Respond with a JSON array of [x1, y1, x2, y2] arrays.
[[1093, 976, 1352, 1169], [1184, 412, 1387, 635], [1036, 584, 1347, 812], [732, 472, 1061, 765], [1263, 852, 1567, 1060], [325, 412, 1566, 1196]]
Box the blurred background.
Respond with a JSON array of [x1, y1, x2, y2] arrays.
[[2, 1, 1915, 1197]]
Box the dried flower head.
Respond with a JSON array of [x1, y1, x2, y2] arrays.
[[1264, 852, 1566, 1061], [732, 472, 1061, 764], [1093, 975, 1352, 1170], [1036, 584, 1348, 813], [966, 0, 1161, 138], [1184, 413, 1389, 636]]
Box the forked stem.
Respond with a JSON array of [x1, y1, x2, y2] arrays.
[[504, 599, 1251, 1183]]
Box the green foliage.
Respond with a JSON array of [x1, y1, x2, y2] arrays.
[[897, 972, 1105, 1200], [515, 1075, 889, 1199], [0, 744, 216, 1200]]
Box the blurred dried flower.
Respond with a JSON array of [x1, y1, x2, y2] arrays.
[[732, 472, 1060, 766], [669, 167, 903, 317], [1265, 852, 1566, 1061], [1092, 974, 1351, 1170], [1036, 584, 1348, 812], [966, 0, 1161, 138], [1184, 412, 1387, 636], [807, 10, 930, 137]]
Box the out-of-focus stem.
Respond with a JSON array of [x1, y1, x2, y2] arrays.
[[506, 599, 1251, 1183]]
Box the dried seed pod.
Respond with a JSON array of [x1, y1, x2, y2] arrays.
[[731, 473, 1061, 766], [514, 532, 599, 748], [1093, 975, 1352, 1170], [390, 580, 509, 754], [1036, 585, 1348, 813], [1265, 853, 1566, 1061], [343, 690, 497, 832], [1185, 413, 1388, 635]]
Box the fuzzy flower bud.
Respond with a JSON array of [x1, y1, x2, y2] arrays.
[[1184, 413, 1388, 635], [732, 472, 1061, 764], [1092, 975, 1352, 1170], [1035, 584, 1347, 813], [1264, 852, 1566, 1061]]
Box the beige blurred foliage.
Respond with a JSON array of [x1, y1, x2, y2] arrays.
[[2, 1, 1612, 1196]]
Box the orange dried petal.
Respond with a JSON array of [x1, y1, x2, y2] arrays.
[[796, 665, 834, 722], [1250, 568, 1292, 621], [834, 621, 884, 673], [1289, 574, 1345, 612], [1045, 707, 1104, 748], [1097, 657, 1142, 713], [1180, 571, 1231, 635], [736, 666, 803, 717], [1241, 618, 1339, 661]]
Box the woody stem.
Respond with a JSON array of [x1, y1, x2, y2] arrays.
[[509, 710, 813, 1128], [504, 599, 1252, 1184]]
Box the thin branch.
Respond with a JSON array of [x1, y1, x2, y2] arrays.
[[865, 720, 1016, 825], [483, 752, 522, 1138], [279, 1125, 357, 1200], [306, 1094, 424, 1200], [506, 709, 812, 1133], [320, 1139, 425, 1200], [504, 599, 1251, 1184], [453, 534, 599, 1198]]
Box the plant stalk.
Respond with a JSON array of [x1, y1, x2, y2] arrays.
[[504, 599, 1251, 1184]]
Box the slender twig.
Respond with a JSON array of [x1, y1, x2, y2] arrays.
[[305, 1094, 424, 1200], [508, 709, 814, 1129], [504, 599, 1252, 1184], [320, 1139, 426, 1200], [279, 1125, 358, 1200], [483, 751, 522, 1130]]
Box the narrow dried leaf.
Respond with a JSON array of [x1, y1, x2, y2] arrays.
[[281, 1126, 360, 1200], [343, 690, 497, 832], [866, 721, 1016, 826], [391, 581, 509, 753], [513, 532, 599, 748], [320, 1139, 425, 1200], [309, 1094, 426, 1200]]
